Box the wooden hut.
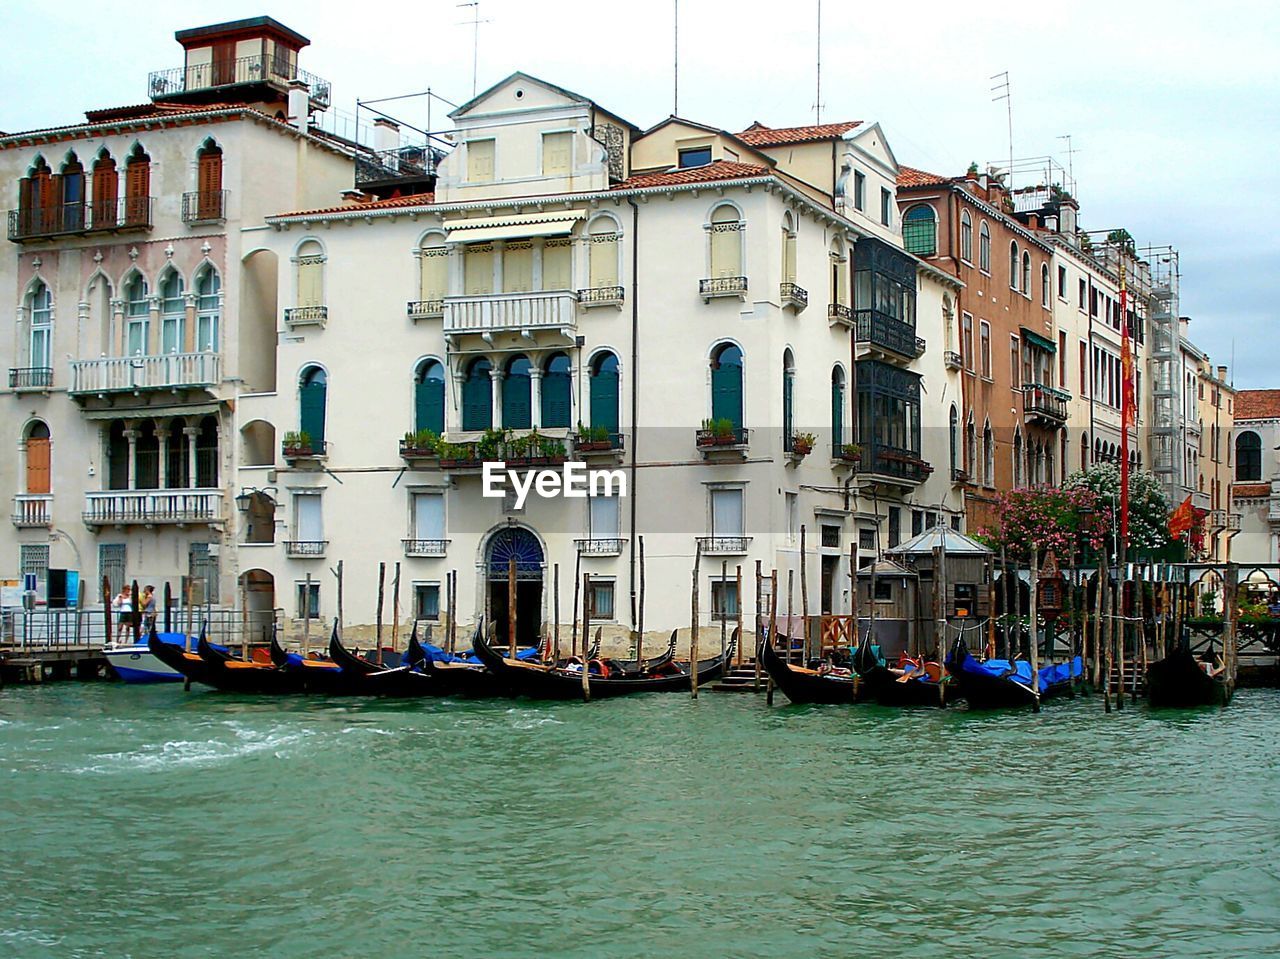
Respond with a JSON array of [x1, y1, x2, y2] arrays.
[[885, 525, 993, 655], [855, 559, 918, 659]]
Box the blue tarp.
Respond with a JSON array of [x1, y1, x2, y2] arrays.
[[950, 651, 1083, 693]]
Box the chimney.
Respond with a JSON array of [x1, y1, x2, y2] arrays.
[[341, 190, 368, 206], [287, 80, 310, 134], [1218, 365, 1228, 382], [1028, 213, 1040, 230], [374, 118, 400, 154]]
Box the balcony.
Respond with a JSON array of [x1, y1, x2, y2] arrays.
[[951, 467, 970, 485], [860, 446, 932, 486], [69, 352, 221, 398], [83, 489, 223, 528], [831, 444, 862, 468], [8, 197, 152, 243], [828, 303, 854, 328], [944, 351, 964, 371], [578, 286, 625, 308], [181, 190, 228, 224], [573, 432, 625, 462], [12, 494, 52, 528], [403, 538, 449, 557], [575, 538, 625, 556], [1021, 383, 1070, 427], [407, 299, 444, 320], [700, 276, 748, 301], [285, 306, 327, 329], [443, 291, 578, 340], [696, 535, 752, 555], [780, 283, 808, 312], [695, 427, 749, 460], [282, 441, 328, 467], [148, 55, 331, 109], [355, 146, 437, 193], [9, 367, 52, 392], [284, 540, 328, 558], [855, 311, 922, 362]]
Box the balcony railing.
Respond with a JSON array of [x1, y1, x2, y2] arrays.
[[83, 489, 223, 527], [696, 535, 752, 555], [282, 441, 328, 464], [862, 446, 931, 484], [696, 427, 749, 451], [355, 146, 437, 188], [403, 538, 449, 557], [12, 494, 52, 527], [828, 303, 853, 327], [1021, 383, 1070, 426], [285, 306, 328, 329], [700, 276, 748, 300], [578, 286, 625, 307], [855, 310, 921, 360], [575, 538, 625, 556], [9, 367, 52, 391], [284, 540, 328, 558], [181, 190, 228, 223], [8, 197, 153, 242], [407, 299, 445, 319], [944, 351, 964, 371], [148, 55, 331, 109], [780, 282, 808, 311], [69, 352, 220, 396], [443, 291, 578, 337], [951, 467, 970, 484]]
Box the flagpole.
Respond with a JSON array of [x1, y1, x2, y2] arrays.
[[1119, 260, 1131, 548]]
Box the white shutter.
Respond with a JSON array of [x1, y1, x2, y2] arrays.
[[542, 132, 572, 175], [467, 139, 495, 182], [420, 247, 447, 301], [542, 240, 572, 290], [503, 244, 534, 293], [464, 245, 494, 295], [589, 495, 619, 539], [710, 227, 740, 278], [414, 493, 445, 540], [711, 489, 743, 537], [589, 235, 618, 289], [295, 495, 323, 541]]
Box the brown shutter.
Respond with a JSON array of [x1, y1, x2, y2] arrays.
[[27, 438, 51, 495], [125, 160, 149, 224], [93, 159, 118, 227], [197, 151, 222, 218]]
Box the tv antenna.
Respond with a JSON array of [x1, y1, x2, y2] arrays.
[[813, 0, 825, 124], [990, 71, 1012, 185], [673, 0, 680, 115], [457, 1, 490, 98], [1056, 134, 1081, 192]]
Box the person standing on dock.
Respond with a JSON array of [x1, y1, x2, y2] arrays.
[[142, 586, 157, 635], [112, 589, 132, 643]]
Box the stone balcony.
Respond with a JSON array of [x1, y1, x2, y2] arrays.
[[12, 494, 52, 527], [443, 290, 578, 342], [83, 488, 224, 529], [69, 352, 221, 399]]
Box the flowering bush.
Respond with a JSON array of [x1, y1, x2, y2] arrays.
[[1063, 463, 1171, 554], [975, 485, 1112, 562]]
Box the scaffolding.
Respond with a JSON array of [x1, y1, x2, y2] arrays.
[[1144, 246, 1182, 496]]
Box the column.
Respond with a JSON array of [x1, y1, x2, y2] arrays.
[[110, 299, 125, 358], [489, 368, 504, 430], [529, 367, 543, 429], [123, 426, 139, 490], [183, 291, 197, 354], [184, 426, 200, 489], [147, 295, 161, 356], [156, 428, 170, 488], [451, 370, 465, 433]]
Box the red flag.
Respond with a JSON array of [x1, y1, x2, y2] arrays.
[[1169, 496, 1194, 539], [1119, 277, 1133, 546]]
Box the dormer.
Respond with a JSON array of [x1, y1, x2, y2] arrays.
[[147, 17, 331, 113], [630, 117, 756, 175], [433, 73, 636, 204]]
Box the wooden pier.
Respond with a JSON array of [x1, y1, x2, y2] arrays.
[[0, 645, 108, 685]]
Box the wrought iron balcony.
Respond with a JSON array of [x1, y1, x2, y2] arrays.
[[83, 488, 223, 528], [944, 351, 964, 371], [861, 446, 932, 485], [148, 55, 331, 109], [1021, 383, 1070, 427], [181, 190, 228, 224], [69, 352, 220, 397], [575, 537, 625, 556], [696, 535, 752, 555], [854, 310, 921, 361], [403, 538, 449, 557], [780, 282, 808, 311], [12, 494, 52, 528], [699, 276, 748, 301], [9, 367, 52, 391], [577, 286, 625, 307], [827, 303, 854, 327], [407, 299, 445, 319], [8, 197, 152, 242], [284, 540, 328, 558], [355, 146, 437, 190], [285, 306, 328, 329], [443, 291, 578, 339]]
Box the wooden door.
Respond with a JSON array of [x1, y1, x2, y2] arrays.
[[26, 438, 51, 494], [197, 149, 223, 219], [212, 41, 236, 85]]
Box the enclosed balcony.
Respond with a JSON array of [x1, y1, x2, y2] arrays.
[[83, 489, 224, 529], [148, 55, 331, 109], [855, 311, 924, 362], [1021, 383, 1070, 427], [69, 352, 221, 399], [443, 291, 578, 341], [860, 446, 932, 486], [8, 197, 153, 243]]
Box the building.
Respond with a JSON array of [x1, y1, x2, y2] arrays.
[[1180, 325, 1237, 560], [1231, 390, 1276, 564]]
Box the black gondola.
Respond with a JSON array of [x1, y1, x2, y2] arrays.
[[196, 635, 310, 694], [851, 634, 949, 707], [1147, 642, 1233, 707], [327, 629, 443, 697], [757, 632, 858, 705], [945, 639, 1039, 709], [148, 626, 216, 686], [472, 625, 734, 700]]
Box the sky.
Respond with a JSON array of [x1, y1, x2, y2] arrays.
[[2, 0, 1276, 386]]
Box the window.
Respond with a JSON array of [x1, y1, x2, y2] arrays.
[[1059, 332, 1067, 387], [296, 239, 324, 307], [711, 579, 739, 621], [60, 154, 85, 231], [293, 492, 323, 544], [782, 350, 795, 448], [960, 210, 973, 262], [28, 281, 52, 369], [415, 359, 446, 435], [24, 421, 51, 495], [853, 171, 866, 211], [21, 543, 50, 593], [710, 343, 744, 430], [1013, 430, 1023, 486], [979, 321, 991, 378], [542, 237, 572, 290], [463, 243, 494, 295], [1079, 341, 1088, 396], [159, 271, 184, 354], [1009, 241, 1019, 290], [912, 509, 924, 538], [859, 527, 876, 559], [542, 352, 572, 429], [92, 151, 118, 227], [124, 144, 150, 224], [978, 222, 990, 273], [462, 358, 493, 430], [781, 216, 797, 284], [1236, 431, 1262, 481], [195, 267, 220, 352], [880, 187, 892, 226], [467, 138, 495, 181], [829, 240, 848, 305], [589, 351, 620, 435], [296, 580, 320, 619], [983, 421, 994, 486], [99, 543, 126, 596], [503, 242, 534, 293], [786, 493, 799, 544], [542, 132, 572, 175], [418, 236, 448, 304], [413, 583, 440, 621], [708, 204, 743, 278], [1078, 278, 1086, 310], [412, 491, 445, 544], [961, 313, 974, 370], [821, 524, 840, 548], [1010, 337, 1021, 389], [887, 507, 901, 548], [1058, 265, 1067, 300], [588, 217, 620, 290], [831, 366, 845, 450], [196, 140, 223, 218], [1022, 251, 1031, 294], [589, 493, 621, 541], [678, 146, 712, 168], [965, 414, 976, 474], [874, 579, 893, 602], [124, 273, 149, 355], [949, 405, 958, 475], [502, 355, 532, 429], [299, 366, 327, 446], [902, 204, 936, 255], [589, 580, 616, 619], [1041, 263, 1050, 307], [710, 487, 745, 538], [954, 584, 977, 618]]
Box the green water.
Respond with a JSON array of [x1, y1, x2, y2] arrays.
[[1, 684, 1277, 959]]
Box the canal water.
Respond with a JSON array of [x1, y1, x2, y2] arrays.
[[1, 684, 1277, 959]]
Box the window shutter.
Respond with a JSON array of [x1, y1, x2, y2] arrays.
[[541, 369, 572, 429], [125, 161, 149, 224], [589, 367, 619, 433], [711, 489, 743, 537], [295, 495, 323, 541], [783, 373, 794, 438], [831, 379, 843, 446], [26, 438, 51, 495], [711, 364, 743, 429], [299, 380, 327, 445], [414, 493, 445, 540], [503, 244, 533, 293], [501, 371, 531, 430], [710, 226, 740, 278], [297, 259, 322, 307], [589, 495, 619, 538], [467, 140, 494, 181], [420, 248, 447, 301], [462, 372, 492, 430], [542, 240, 572, 290], [589, 235, 618, 289], [783, 233, 797, 284], [542, 132, 571, 175], [415, 375, 445, 435], [463, 246, 493, 295]]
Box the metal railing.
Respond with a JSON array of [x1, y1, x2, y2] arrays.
[[12, 494, 52, 527], [828, 303, 853, 326], [696, 535, 752, 554], [780, 282, 808, 309], [854, 310, 920, 359], [83, 489, 223, 526], [282, 441, 328, 461], [354, 146, 437, 187], [700, 276, 748, 298], [284, 540, 328, 557], [944, 351, 964, 370], [285, 306, 328, 328], [407, 299, 444, 318], [1021, 383, 1070, 424], [443, 291, 579, 336], [577, 286, 625, 305], [863, 446, 931, 483], [8, 197, 152, 241], [70, 352, 220, 395], [403, 538, 449, 557], [572, 432, 624, 454], [148, 55, 331, 108], [2, 607, 280, 650], [575, 538, 625, 555], [181, 190, 228, 223], [696, 427, 749, 449], [9, 367, 52, 390]]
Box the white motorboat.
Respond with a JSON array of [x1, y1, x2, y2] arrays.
[[103, 632, 196, 683]]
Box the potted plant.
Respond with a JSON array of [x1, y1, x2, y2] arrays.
[[575, 423, 615, 452], [438, 440, 479, 467], [839, 442, 862, 463], [282, 430, 313, 457], [477, 428, 509, 462], [400, 428, 440, 457], [790, 432, 816, 457]]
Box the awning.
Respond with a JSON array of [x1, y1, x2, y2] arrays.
[[1020, 327, 1056, 353], [81, 402, 221, 420], [445, 209, 586, 244]]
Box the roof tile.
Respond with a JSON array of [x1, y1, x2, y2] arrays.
[[278, 192, 436, 218], [897, 165, 953, 187], [736, 121, 862, 146], [1235, 389, 1280, 420], [612, 160, 770, 190]]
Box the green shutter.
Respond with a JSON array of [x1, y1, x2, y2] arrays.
[[711, 365, 742, 429], [300, 381, 327, 446], [502, 373, 531, 429], [589, 368, 619, 433], [462, 373, 491, 431], [783, 373, 794, 438], [542, 370, 572, 428], [415, 376, 444, 435], [831, 380, 843, 446]]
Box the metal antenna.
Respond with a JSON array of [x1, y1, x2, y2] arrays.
[[1056, 134, 1081, 194], [990, 71, 1012, 186], [457, 1, 490, 98], [673, 0, 679, 115], [813, 0, 824, 124]]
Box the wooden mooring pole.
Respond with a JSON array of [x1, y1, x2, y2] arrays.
[[580, 572, 591, 702], [375, 561, 386, 665], [508, 557, 518, 660], [637, 536, 646, 667], [392, 561, 401, 652], [690, 540, 702, 699], [1029, 546, 1041, 713], [766, 569, 778, 705], [302, 572, 312, 657], [553, 563, 561, 662], [799, 525, 809, 663]]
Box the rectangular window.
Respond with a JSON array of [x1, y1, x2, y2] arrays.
[[1058, 265, 1067, 299], [467, 139, 495, 182], [542, 132, 572, 175], [413, 583, 440, 621], [678, 146, 712, 169], [296, 581, 320, 619], [711, 579, 740, 621], [21, 544, 50, 593], [954, 583, 977, 618], [887, 507, 901, 548], [99, 543, 127, 596], [925, 511, 938, 531], [1078, 278, 1086, 310], [502, 242, 534, 293], [710, 488, 744, 537], [464, 244, 494, 295], [542, 238, 572, 290], [880, 187, 892, 226], [950, 514, 962, 532], [1080, 341, 1088, 396], [1059, 332, 1067, 387], [412, 491, 445, 541], [911, 509, 924, 538], [786, 492, 799, 545], [1011, 337, 1021, 389], [821, 524, 840, 548], [854, 171, 866, 211], [590, 580, 615, 619], [979, 321, 991, 378], [874, 579, 893, 601], [188, 542, 219, 600], [589, 494, 620, 540], [293, 492, 323, 543], [961, 313, 974, 370]]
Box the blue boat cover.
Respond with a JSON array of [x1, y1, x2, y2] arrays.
[[948, 650, 1083, 693]]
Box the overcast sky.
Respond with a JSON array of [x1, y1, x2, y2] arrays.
[[3, 0, 1276, 387]]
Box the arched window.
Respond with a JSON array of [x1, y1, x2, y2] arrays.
[[589, 351, 620, 435], [831, 366, 845, 452], [1021, 250, 1031, 294], [123, 273, 149, 355], [462, 358, 493, 431], [196, 139, 224, 220], [978, 221, 990, 272], [1081, 432, 1089, 471], [20, 156, 53, 234], [1009, 241, 1019, 290], [782, 349, 795, 448], [960, 210, 973, 263], [1013, 428, 1024, 486], [588, 217, 620, 292], [708, 205, 743, 279], [414, 359, 445, 436], [829, 238, 848, 306], [135, 419, 160, 490], [124, 144, 150, 225], [983, 420, 994, 486], [1041, 262, 1050, 307], [1046, 440, 1055, 486], [541, 352, 572, 429], [965, 413, 976, 475], [25, 421, 51, 496], [502, 355, 532, 430], [710, 343, 744, 431], [159, 270, 184, 354], [948, 405, 958, 475], [166, 416, 189, 489], [418, 235, 447, 308], [92, 151, 118, 228], [1236, 431, 1262, 481], [296, 239, 324, 309], [196, 266, 220, 352], [27, 281, 52, 371], [60, 153, 85, 232], [299, 366, 328, 447], [902, 204, 937, 255]]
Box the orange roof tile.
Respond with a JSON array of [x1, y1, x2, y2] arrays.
[[278, 191, 436, 218], [1235, 390, 1280, 420], [1233, 483, 1271, 498], [83, 102, 239, 123], [613, 160, 771, 190], [736, 121, 862, 146], [897, 166, 953, 187]]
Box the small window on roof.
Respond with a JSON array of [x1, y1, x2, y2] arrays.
[[678, 147, 712, 169]]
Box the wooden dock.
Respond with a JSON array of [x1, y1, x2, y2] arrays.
[[0, 645, 108, 685]]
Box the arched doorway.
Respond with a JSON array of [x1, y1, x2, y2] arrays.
[[239, 569, 276, 644], [486, 527, 544, 649]]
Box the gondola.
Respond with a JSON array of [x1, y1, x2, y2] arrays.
[[472, 625, 734, 700], [197, 635, 309, 694], [267, 628, 363, 695], [327, 628, 443, 697], [1146, 642, 1233, 707], [147, 626, 219, 687], [945, 639, 1083, 710], [758, 631, 858, 705], [851, 634, 949, 707]]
